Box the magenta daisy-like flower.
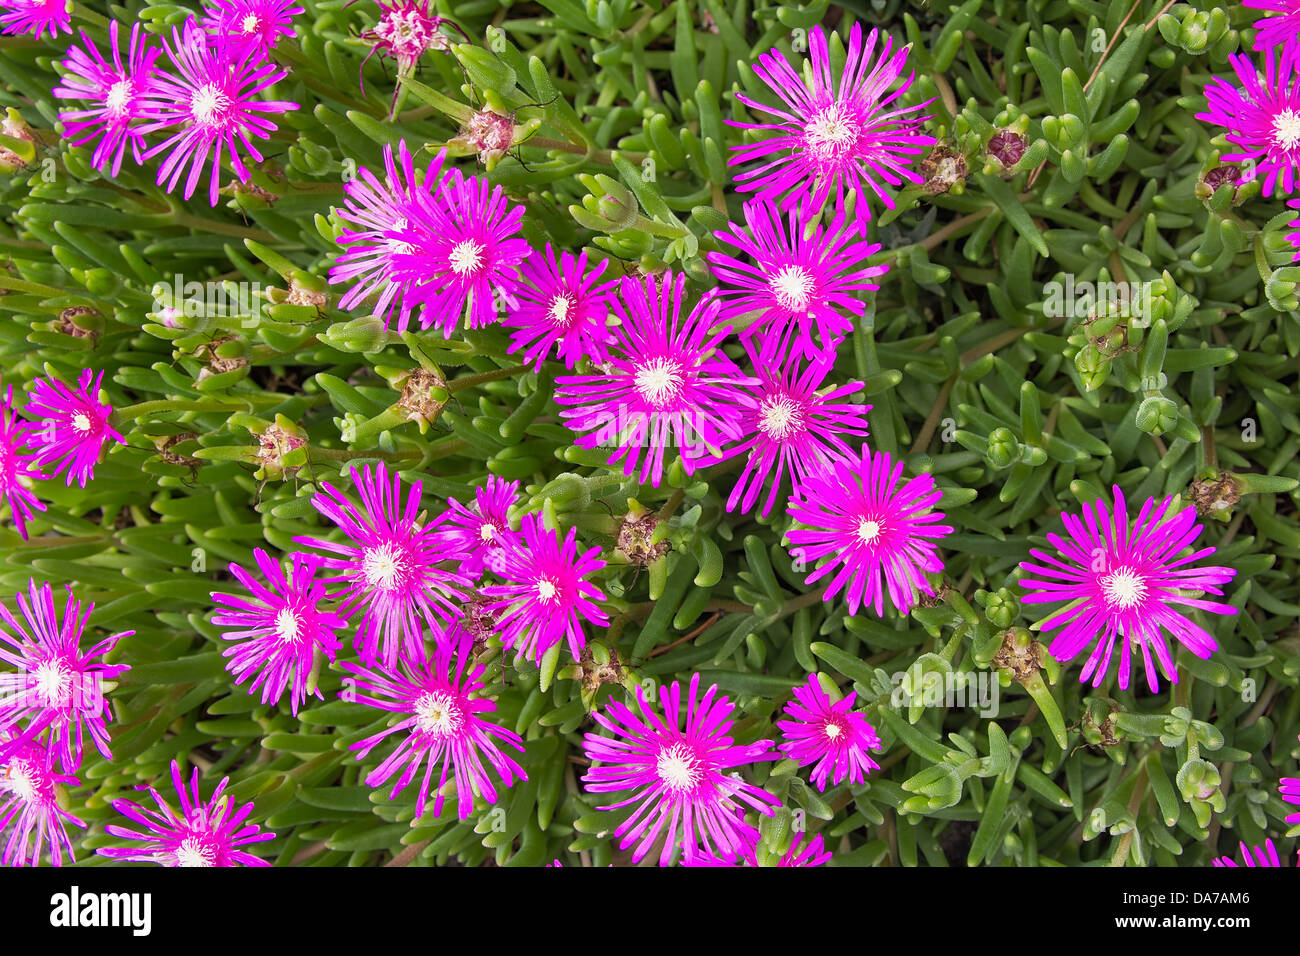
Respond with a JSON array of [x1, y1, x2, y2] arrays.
[[0, 736, 84, 867], [729, 23, 935, 232], [503, 245, 618, 371], [0, 382, 47, 540], [481, 513, 608, 664], [139, 19, 298, 205], [555, 272, 756, 487], [343, 631, 526, 821], [1285, 197, 1300, 261], [1211, 839, 1287, 867], [0, 580, 131, 773], [98, 761, 274, 867], [707, 199, 888, 360], [777, 674, 882, 791], [779, 832, 834, 866], [684, 828, 833, 867], [1283, 757, 1299, 825], [1018, 486, 1238, 693], [211, 549, 347, 716], [1244, 1, 1300, 52], [435, 475, 521, 580], [388, 168, 530, 338], [1197, 42, 1300, 197], [718, 337, 870, 518], [201, 0, 303, 56], [54, 22, 160, 177], [582, 672, 779, 865], [0, 0, 70, 39], [787, 446, 953, 616], [21, 369, 123, 488], [330, 140, 451, 333], [294, 461, 472, 669]]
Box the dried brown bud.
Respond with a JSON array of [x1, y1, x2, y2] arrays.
[[397, 367, 447, 425], [1188, 473, 1241, 518], [991, 627, 1044, 683], [616, 511, 669, 566], [920, 146, 968, 195]]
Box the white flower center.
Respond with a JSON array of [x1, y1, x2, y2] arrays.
[[6, 761, 35, 803], [274, 607, 301, 643], [1273, 108, 1300, 151], [656, 742, 701, 792], [361, 542, 407, 592], [414, 692, 460, 736], [448, 240, 484, 276], [758, 394, 804, 441], [191, 83, 231, 128], [769, 265, 814, 311], [825, 722, 842, 740], [241, 13, 261, 33], [72, 412, 92, 433], [1100, 566, 1147, 610], [805, 103, 860, 161], [633, 357, 683, 408], [536, 577, 559, 602], [176, 837, 216, 867], [547, 294, 575, 327], [856, 518, 882, 545], [33, 660, 71, 707], [478, 522, 497, 542], [105, 79, 132, 118]]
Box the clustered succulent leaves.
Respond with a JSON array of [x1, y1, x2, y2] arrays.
[[0, 0, 1298, 869]]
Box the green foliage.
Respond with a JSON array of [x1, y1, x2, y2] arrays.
[[0, 0, 1297, 867]]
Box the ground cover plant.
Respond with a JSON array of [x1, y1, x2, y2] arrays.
[[0, 0, 1298, 869]]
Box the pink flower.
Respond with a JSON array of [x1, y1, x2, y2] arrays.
[[0, 580, 131, 773], [729, 23, 935, 232], [482, 513, 609, 664], [787, 446, 953, 616], [140, 19, 298, 205], [343, 631, 526, 820], [777, 674, 882, 791], [684, 828, 834, 867], [54, 22, 161, 176], [388, 167, 530, 338], [582, 673, 779, 865], [294, 461, 472, 668], [211, 549, 347, 716], [0, 736, 84, 866], [98, 761, 274, 866], [330, 140, 452, 333], [434, 475, 522, 580], [1283, 752, 1299, 825], [0, 382, 47, 540], [1018, 486, 1238, 693], [555, 272, 756, 487], [201, 0, 303, 56], [1211, 839, 1288, 867], [707, 199, 888, 360], [360, 0, 455, 76], [717, 336, 870, 518], [1243, 1, 1300, 52], [21, 369, 123, 488], [0, 0, 71, 40], [1197, 42, 1300, 197], [503, 245, 618, 371]]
